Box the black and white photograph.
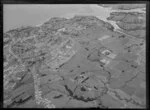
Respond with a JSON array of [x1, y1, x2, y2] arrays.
[[3, 3, 147, 108]]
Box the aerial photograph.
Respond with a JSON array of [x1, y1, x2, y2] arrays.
[[3, 4, 146, 108]]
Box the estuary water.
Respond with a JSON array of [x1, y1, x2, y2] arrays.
[[4, 4, 145, 32]]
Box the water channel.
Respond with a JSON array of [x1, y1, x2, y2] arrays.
[[4, 4, 145, 32]]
